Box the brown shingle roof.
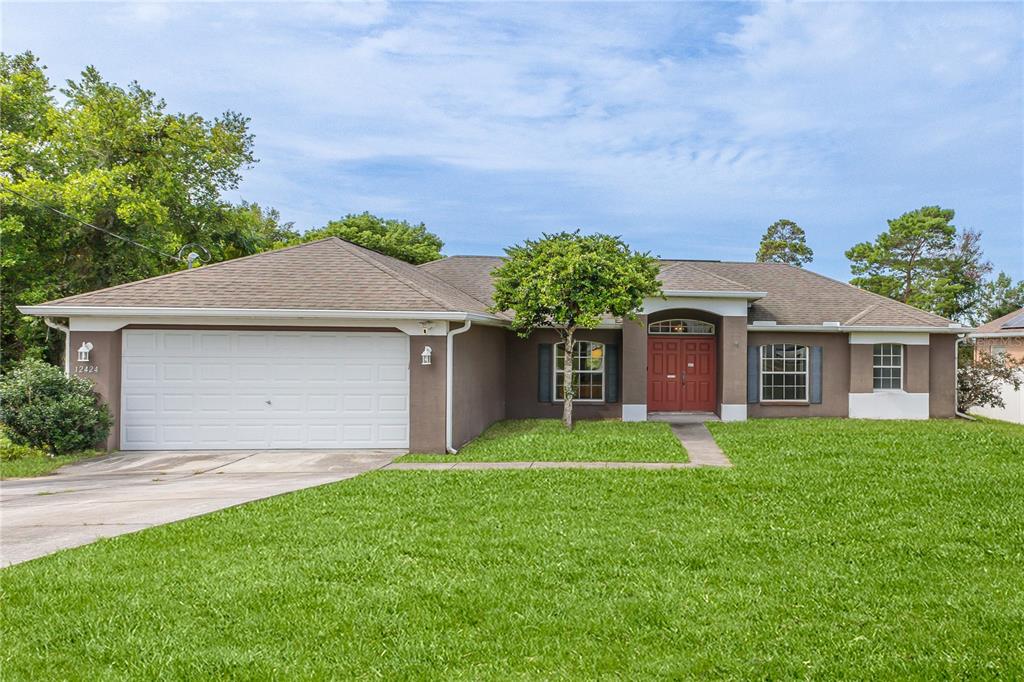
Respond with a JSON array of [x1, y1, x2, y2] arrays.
[[36, 238, 492, 314], [421, 256, 956, 328], [975, 306, 1024, 333], [32, 239, 957, 329]]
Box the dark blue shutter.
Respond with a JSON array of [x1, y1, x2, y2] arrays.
[[605, 344, 619, 403], [809, 346, 823, 404], [747, 345, 761, 404], [538, 344, 553, 402]]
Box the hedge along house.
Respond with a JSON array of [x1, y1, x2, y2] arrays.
[[20, 237, 969, 453]]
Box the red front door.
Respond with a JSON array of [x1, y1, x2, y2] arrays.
[[647, 337, 717, 412]]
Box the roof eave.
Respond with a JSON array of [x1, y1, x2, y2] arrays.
[[748, 323, 971, 334], [17, 305, 506, 324], [661, 290, 767, 300]]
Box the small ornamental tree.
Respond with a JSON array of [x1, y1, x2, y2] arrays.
[[491, 231, 661, 429], [0, 359, 112, 455], [957, 349, 1024, 413]]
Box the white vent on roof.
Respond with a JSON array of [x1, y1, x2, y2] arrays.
[[823, 321, 841, 327]]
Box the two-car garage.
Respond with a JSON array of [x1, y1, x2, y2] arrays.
[[120, 330, 410, 450]]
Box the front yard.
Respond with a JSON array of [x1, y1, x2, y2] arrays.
[[398, 418, 687, 462], [1, 419, 1022, 678], [0, 431, 101, 479]]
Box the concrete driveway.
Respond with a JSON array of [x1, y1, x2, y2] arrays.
[[0, 449, 399, 567]]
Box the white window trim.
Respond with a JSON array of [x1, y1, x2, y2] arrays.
[[553, 341, 606, 403], [760, 344, 809, 403], [872, 343, 904, 391], [648, 318, 716, 335]]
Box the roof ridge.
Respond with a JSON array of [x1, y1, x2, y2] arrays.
[[329, 239, 458, 312], [39, 238, 340, 306], [844, 302, 880, 326]]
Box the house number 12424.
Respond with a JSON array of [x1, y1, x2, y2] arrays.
[[74, 365, 99, 374]]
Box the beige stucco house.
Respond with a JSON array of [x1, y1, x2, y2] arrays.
[[20, 237, 968, 452], [969, 306, 1024, 423]]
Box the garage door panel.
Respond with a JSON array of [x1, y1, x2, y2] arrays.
[[378, 363, 407, 383], [162, 333, 196, 355], [122, 331, 409, 450]]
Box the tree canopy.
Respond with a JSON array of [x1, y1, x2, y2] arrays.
[[976, 272, 1024, 324], [0, 52, 295, 366], [299, 212, 443, 264], [755, 219, 814, 267], [490, 231, 661, 429], [845, 206, 991, 322]]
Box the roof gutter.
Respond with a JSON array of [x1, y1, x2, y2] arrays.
[[445, 320, 473, 454], [43, 317, 70, 375], [18, 305, 505, 325], [746, 323, 971, 334], [662, 290, 767, 300], [969, 331, 1024, 338]]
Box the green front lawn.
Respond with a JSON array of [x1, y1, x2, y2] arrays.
[[2, 419, 1023, 678], [397, 418, 687, 462]]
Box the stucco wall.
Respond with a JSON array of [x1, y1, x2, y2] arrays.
[[622, 316, 647, 406], [904, 344, 930, 393], [719, 316, 748, 406], [928, 334, 957, 418], [975, 336, 1024, 362], [409, 335, 447, 452], [69, 329, 122, 450], [505, 328, 622, 420], [452, 324, 507, 448], [747, 331, 851, 418]]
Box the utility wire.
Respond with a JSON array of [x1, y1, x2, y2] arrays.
[[0, 184, 183, 263]]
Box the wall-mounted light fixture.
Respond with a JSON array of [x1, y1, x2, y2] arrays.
[[77, 342, 94, 362], [421, 346, 433, 366]]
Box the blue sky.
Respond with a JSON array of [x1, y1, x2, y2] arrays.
[[4, 1, 1022, 281]]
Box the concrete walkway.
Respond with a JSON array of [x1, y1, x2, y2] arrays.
[[0, 449, 399, 567], [669, 422, 733, 467]]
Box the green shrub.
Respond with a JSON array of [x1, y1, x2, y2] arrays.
[[0, 439, 45, 462], [0, 359, 112, 456]]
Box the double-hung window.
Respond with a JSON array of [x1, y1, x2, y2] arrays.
[[760, 344, 808, 402], [873, 343, 903, 390], [554, 341, 605, 401]]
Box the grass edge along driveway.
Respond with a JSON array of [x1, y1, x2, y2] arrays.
[[2, 419, 1022, 678]]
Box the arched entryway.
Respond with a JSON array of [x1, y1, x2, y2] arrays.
[[646, 315, 718, 412]]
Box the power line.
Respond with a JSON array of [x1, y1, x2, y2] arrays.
[[0, 184, 183, 263]]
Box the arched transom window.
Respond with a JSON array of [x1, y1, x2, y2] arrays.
[[648, 319, 715, 335]]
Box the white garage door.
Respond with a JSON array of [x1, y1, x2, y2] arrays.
[[121, 330, 409, 450]]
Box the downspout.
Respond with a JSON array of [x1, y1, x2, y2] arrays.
[[954, 334, 976, 420], [445, 320, 473, 453], [43, 317, 71, 375]]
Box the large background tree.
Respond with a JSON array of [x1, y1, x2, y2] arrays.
[[490, 231, 661, 429], [0, 53, 295, 367], [975, 272, 1024, 324], [755, 219, 814, 267], [845, 206, 991, 322], [299, 212, 443, 264]]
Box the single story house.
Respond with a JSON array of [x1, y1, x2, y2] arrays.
[[20, 237, 969, 453], [971, 306, 1024, 363], [968, 306, 1024, 423]]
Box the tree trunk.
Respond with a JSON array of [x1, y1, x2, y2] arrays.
[[562, 329, 574, 430]]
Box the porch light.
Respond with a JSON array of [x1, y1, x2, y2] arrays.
[[421, 346, 433, 366], [77, 342, 93, 362]]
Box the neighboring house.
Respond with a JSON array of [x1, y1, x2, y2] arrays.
[[969, 306, 1024, 424], [19, 237, 968, 453]]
